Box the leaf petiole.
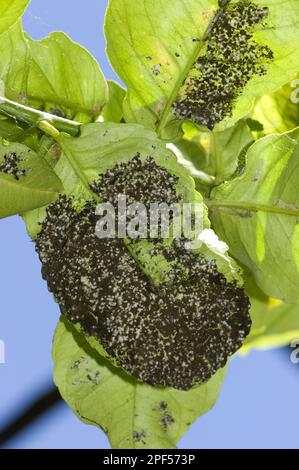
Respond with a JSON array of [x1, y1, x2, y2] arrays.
[[0, 96, 81, 137]]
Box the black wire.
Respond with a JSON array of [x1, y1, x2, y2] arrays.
[[0, 387, 61, 447]]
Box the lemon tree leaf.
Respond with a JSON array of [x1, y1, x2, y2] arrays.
[[53, 317, 227, 449], [176, 120, 253, 183], [209, 127, 299, 303], [241, 277, 299, 352], [25, 122, 247, 393], [105, 0, 218, 134], [0, 140, 62, 218], [105, 0, 299, 136], [252, 76, 299, 135], [0, 23, 108, 122], [25, 32, 108, 121], [103, 81, 126, 123], [0, 0, 29, 36]]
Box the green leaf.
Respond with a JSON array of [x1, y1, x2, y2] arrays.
[[102, 81, 126, 123], [53, 317, 227, 449], [27, 122, 248, 391], [0, 22, 28, 101], [105, 0, 299, 135], [252, 76, 299, 135], [49, 122, 199, 205], [0, 116, 40, 149], [203, 121, 253, 182], [0, 23, 108, 122], [0, 140, 63, 218], [174, 128, 208, 174], [25, 32, 108, 121], [40, 122, 244, 287], [176, 120, 253, 183], [104, 0, 218, 133], [242, 277, 299, 352], [208, 127, 299, 303], [0, 0, 29, 35], [23, 122, 200, 238]]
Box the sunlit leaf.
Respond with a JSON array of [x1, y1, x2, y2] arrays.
[[209, 127, 299, 303], [0, 0, 29, 36], [252, 76, 299, 135], [242, 277, 299, 352], [103, 80, 126, 123], [105, 0, 299, 136], [0, 23, 108, 122], [53, 317, 227, 449], [176, 119, 253, 183], [0, 140, 62, 218]]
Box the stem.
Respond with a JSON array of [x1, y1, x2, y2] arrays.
[[0, 96, 98, 201], [38, 120, 61, 140], [0, 96, 81, 137]]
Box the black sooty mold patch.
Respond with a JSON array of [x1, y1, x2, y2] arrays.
[[173, 0, 274, 129], [133, 431, 147, 444], [35, 156, 251, 390], [91, 154, 180, 209], [0, 153, 31, 180]]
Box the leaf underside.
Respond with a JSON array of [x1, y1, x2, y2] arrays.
[[209, 128, 299, 303], [105, 0, 299, 135], [53, 317, 227, 449]]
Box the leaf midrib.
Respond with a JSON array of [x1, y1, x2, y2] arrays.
[[156, 34, 206, 136], [156, 0, 229, 136]]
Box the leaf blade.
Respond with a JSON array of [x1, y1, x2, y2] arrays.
[[0, 0, 29, 35], [0, 23, 108, 122], [53, 318, 226, 449], [0, 141, 63, 218], [242, 277, 299, 352], [103, 81, 126, 123], [105, 0, 299, 134], [209, 128, 299, 302], [105, 0, 216, 132]]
